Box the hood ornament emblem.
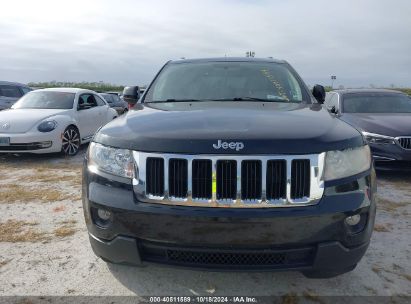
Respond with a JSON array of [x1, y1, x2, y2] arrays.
[[213, 140, 244, 151], [1, 122, 10, 130]]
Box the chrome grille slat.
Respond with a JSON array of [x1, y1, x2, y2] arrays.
[[286, 160, 292, 203], [211, 159, 217, 202], [261, 159, 267, 202], [134, 152, 325, 208], [163, 156, 169, 198], [187, 159, 193, 200], [236, 159, 241, 203]]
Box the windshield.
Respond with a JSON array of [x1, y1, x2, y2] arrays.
[[13, 91, 75, 109], [101, 94, 113, 102], [145, 61, 308, 103], [343, 93, 411, 113]]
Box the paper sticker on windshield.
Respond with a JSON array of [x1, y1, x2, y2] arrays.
[[267, 95, 285, 100]]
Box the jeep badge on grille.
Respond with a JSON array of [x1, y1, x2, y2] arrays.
[[213, 140, 244, 151]]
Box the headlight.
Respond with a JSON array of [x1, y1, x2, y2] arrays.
[[362, 132, 395, 145], [88, 142, 134, 178], [38, 120, 57, 132], [324, 145, 371, 181]]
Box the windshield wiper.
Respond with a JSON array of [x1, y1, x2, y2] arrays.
[[234, 97, 274, 101], [212, 97, 292, 102], [149, 97, 299, 103], [150, 99, 202, 103]]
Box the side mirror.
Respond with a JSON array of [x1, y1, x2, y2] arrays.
[[312, 85, 326, 104], [123, 86, 140, 106]]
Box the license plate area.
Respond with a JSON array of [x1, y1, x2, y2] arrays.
[[0, 137, 10, 146]]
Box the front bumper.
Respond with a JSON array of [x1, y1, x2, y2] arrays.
[[82, 163, 377, 276], [0, 130, 62, 154], [88, 233, 369, 275], [369, 143, 411, 170]]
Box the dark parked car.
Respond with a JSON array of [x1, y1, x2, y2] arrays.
[[0, 81, 32, 110], [83, 57, 376, 278], [100, 93, 128, 115], [325, 89, 411, 170]]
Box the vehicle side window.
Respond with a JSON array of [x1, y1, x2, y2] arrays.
[[21, 87, 32, 95], [95, 95, 106, 106], [78, 94, 98, 109], [0, 85, 22, 98]]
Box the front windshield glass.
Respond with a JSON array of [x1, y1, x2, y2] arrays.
[[12, 91, 75, 109], [101, 94, 113, 102], [343, 93, 411, 113], [145, 61, 307, 103]]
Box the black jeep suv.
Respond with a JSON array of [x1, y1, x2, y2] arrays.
[[82, 58, 376, 278]]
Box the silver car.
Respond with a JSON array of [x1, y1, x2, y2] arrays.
[[0, 81, 32, 110]]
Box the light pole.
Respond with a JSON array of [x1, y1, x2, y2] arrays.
[[246, 51, 255, 58], [331, 75, 336, 89]]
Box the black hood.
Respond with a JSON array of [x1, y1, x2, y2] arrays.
[[94, 102, 364, 154], [340, 113, 411, 137]]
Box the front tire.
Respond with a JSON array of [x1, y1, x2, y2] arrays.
[[61, 126, 80, 156]]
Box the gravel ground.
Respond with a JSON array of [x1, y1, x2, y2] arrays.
[[0, 148, 410, 300]]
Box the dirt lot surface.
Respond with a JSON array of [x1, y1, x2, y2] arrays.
[[0, 148, 410, 299]]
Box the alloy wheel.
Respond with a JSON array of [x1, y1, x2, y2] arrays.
[[62, 127, 80, 156]]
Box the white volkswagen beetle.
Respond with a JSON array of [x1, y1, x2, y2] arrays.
[[0, 88, 118, 156]]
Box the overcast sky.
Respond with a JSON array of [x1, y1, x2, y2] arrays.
[[1, 0, 410, 87]]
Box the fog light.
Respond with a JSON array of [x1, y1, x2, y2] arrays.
[[97, 209, 111, 221], [39, 141, 52, 148], [346, 214, 361, 226]]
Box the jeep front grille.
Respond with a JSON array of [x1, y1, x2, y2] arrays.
[[217, 160, 237, 200], [146, 157, 164, 197], [169, 158, 188, 198], [192, 159, 212, 199], [133, 152, 325, 208], [241, 160, 262, 201], [397, 137, 411, 150], [266, 160, 286, 200], [291, 159, 311, 199]]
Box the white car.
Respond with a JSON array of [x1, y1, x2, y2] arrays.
[[0, 88, 118, 156]]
